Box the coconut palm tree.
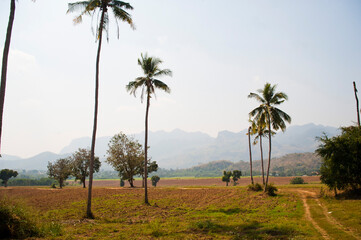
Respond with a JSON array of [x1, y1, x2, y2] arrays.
[[126, 53, 172, 204], [250, 119, 275, 185], [0, 0, 16, 158], [247, 126, 254, 185], [248, 83, 291, 190], [67, 0, 134, 218]]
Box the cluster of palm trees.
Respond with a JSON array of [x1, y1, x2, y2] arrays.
[[247, 83, 291, 191], [1, 0, 172, 218]]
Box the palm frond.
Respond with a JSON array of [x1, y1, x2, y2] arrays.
[[67, 1, 90, 14], [153, 80, 171, 94], [154, 69, 173, 77], [112, 5, 135, 30], [248, 92, 265, 104]]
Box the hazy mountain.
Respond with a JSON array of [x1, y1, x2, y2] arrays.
[[0, 123, 338, 170], [0, 152, 70, 170]]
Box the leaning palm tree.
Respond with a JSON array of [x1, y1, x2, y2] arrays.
[[1, 0, 36, 156], [126, 53, 172, 204], [248, 83, 291, 190], [0, 0, 16, 158], [67, 0, 134, 218]]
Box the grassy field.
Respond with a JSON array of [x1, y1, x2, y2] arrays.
[[1, 183, 360, 239]]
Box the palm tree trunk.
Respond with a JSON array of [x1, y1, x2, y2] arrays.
[[144, 93, 150, 204], [86, 9, 105, 219], [0, 0, 16, 157], [247, 127, 254, 185], [265, 118, 272, 191], [353, 82, 360, 126], [260, 136, 265, 185]]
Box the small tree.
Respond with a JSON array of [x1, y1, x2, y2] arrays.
[[47, 158, 72, 188], [222, 171, 232, 186], [0, 169, 18, 187], [316, 126, 361, 194], [232, 170, 242, 186], [290, 177, 305, 184], [151, 175, 160, 187], [71, 148, 101, 188], [106, 132, 144, 187]]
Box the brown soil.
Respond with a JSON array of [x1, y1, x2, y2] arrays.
[[89, 176, 320, 187]]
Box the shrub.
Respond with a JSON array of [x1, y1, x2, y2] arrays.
[[265, 184, 278, 196], [120, 179, 125, 187], [151, 176, 160, 187], [290, 177, 305, 184], [0, 198, 41, 239], [247, 183, 263, 192]]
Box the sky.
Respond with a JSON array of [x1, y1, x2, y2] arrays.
[[0, 0, 360, 158]]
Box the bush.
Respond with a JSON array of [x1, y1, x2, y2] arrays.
[[290, 177, 305, 184], [151, 175, 160, 187], [265, 184, 278, 196], [0, 198, 41, 239], [247, 183, 263, 192]]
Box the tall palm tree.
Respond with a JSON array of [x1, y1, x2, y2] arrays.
[[250, 119, 275, 185], [247, 126, 254, 185], [248, 83, 291, 190], [126, 53, 172, 204], [67, 0, 134, 218], [0, 0, 16, 158]]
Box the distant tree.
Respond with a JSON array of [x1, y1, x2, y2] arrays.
[[126, 53, 172, 204], [248, 83, 291, 191], [316, 126, 361, 195], [71, 148, 101, 188], [139, 159, 158, 187], [151, 175, 160, 187], [47, 158, 72, 188], [232, 170, 242, 186], [290, 177, 305, 184], [67, 0, 134, 218], [222, 171, 232, 186], [0, 169, 18, 187], [106, 132, 144, 187]]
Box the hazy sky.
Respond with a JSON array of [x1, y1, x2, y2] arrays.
[[0, 0, 360, 158]]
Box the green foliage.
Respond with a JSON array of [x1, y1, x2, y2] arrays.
[[316, 126, 361, 192], [106, 132, 145, 187], [0, 169, 18, 187], [151, 175, 160, 187], [47, 158, 72, 188], [120, 179, 125, 187], [51, 183, 57, 188], [0, 198, 41, 239], [71, 148, 101, 188], [290, 177, 305, 184], [7, 178, 56, 186], [247, 183, 263, 192], [232, 170, 242, 186], [221, 171, 232, 186], [265, 184, 278, 196]]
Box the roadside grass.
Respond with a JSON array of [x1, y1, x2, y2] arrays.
[[319, 192, 361, 238]]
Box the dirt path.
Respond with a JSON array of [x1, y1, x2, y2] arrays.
[[294, 189, 360, 240]]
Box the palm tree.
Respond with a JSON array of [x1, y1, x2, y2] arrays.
[[126, 53, 172, 204], [250, 119, 275, 185], [0, 0, 16, 158], [67, 0, 134, 218], [247, 126, 254, 185], [248, 83, 291, 190]]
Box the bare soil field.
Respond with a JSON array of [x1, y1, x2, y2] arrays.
[[90, 176, 321, 187]]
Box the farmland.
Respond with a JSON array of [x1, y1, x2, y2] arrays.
[[1, 177, 361, 239]]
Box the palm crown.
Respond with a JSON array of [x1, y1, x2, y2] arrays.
[[126, 53, 172, 101], [248, 83, 291, 131], [67, 0, 134, 41]]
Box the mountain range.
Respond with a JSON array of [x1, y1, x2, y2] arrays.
[[0, 123, 339, 170]]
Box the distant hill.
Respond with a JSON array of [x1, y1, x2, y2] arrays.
[[156, 152, 322, 178], [0, 123, 337, 170]]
